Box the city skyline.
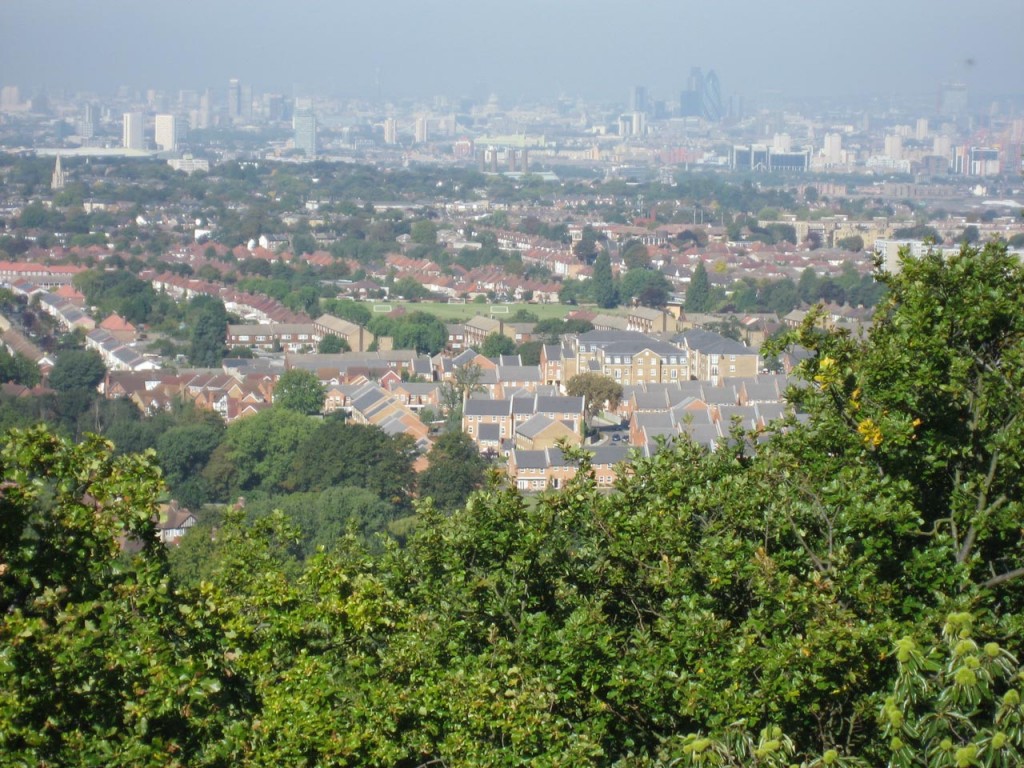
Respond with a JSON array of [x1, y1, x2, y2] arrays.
[[2, 0, 1023, 104]]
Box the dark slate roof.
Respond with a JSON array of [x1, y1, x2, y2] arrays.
[[600, 339, 686, 358], [701, 386, 739, 405], [674, 328, 755, 356], [514, 447, 567, 470], [577, 329, 653, 346], [478, 423, 501, 441], [717, 405, 760, 430], [516, 414, 555, 438], [589, 445, 631, 466], [464, 398, 511, 417], [756, 402, 789, 423], [542, 344, 563, 361], [535, 395, 585, 414], [497, 365, 542, 381]]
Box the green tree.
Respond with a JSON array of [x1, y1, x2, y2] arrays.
[[188, 297, 228, 367], [686, 260, 713, 312], [0, 347, 40, 387], [410, 219, 438, 246], [222, 407, 318, 494], [517, 340, 544, 365], [317, 333, 350, 353], [622, 240, 650, 270], [155, 421, 224, 507], [287, 421, 416, 506], [592, 251, 617, 308], [243, 486, 400, 559], [439, 362, 484, 424], [0, 427, 245, 765], [798, 266, 820, 304], [565, 372, 623, 421], [322, 299, 372, 326], [274, 369, 326, 415], [417, 431, 488, 511], [534, 317, 595, 341], [620, 268, 671, 308], [480, 332, 517, 358], [837, 234, 865, 252], [393, 275, 431, 301], [390, 311, 447, 355], [48, 348, 106, 393], [573, 225, 599, 263]]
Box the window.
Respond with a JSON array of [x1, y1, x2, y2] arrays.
[[670, 369, 678, 379]]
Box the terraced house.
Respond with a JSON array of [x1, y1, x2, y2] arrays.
[[574, 330, 690, 386]]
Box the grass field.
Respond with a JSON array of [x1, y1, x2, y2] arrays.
[[371, 301, 586, 322]]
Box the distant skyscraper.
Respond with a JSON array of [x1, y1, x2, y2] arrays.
[[0, 85, 21, 111], [631, 111, 645, 137], [122, 112, 144, 150], [154, 114, 178, 151], [680, 68, 723, 122], [630, 85, 648, 114], [823, 133, 843, 165], [383, 117, 398, 145], [265, 94, 286, 122], [702, 70, 723, 122], [884, 134, 903, 161], [240, 84, 253, 121], [414, 116, 428, 144], [78, 103, 98, 138], [293, 105, 316, 156], [939, 82, 968, 117], [227, 78, 241, 121], [51, 154, 66, 190]]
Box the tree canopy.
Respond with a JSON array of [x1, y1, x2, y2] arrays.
[[566, 372, 623, 421], [685, 260, 713, 312], [2, 241, 1024, 767], [273, 369, 326, 415]]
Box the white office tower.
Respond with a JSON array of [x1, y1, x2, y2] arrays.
[[915, 118, 929, 140], [383, 117, 398, 145], [154, 114, 178, 151], [884, 134, 903, 161], [631, 111, 645, 137], [823, 133, 842, 165], [414, 116, 428, 144], [293, 106, 316, 157], [772, 133, 792, 152], [79, 103, 98, 138], [122, 112, 144, 150]]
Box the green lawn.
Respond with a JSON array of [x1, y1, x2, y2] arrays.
[[369, 301, 582, 322]]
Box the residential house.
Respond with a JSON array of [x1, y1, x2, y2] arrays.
[[675, 329, 760, 384]]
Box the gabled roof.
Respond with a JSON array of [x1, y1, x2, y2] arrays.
[[674, 329, 754, 356], [464, 398, 511, 417]]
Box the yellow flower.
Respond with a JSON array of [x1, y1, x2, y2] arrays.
[[857, 418, 883, 448]]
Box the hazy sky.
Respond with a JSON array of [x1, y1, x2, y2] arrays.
[[3, 0, 1022, 104]]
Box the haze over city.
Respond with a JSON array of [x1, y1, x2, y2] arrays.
[[3, 0, 1023, 103]]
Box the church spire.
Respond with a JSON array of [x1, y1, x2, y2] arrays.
[[51, 153, 66, 190]]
